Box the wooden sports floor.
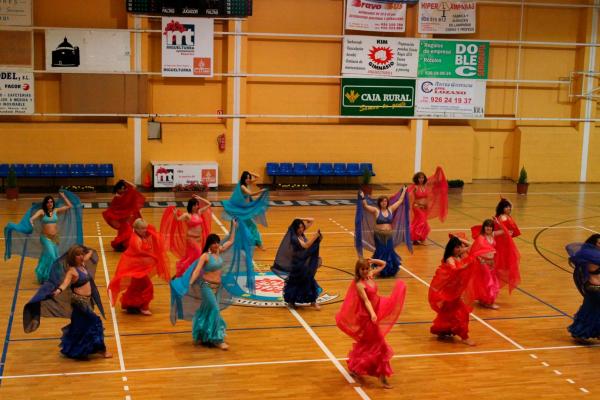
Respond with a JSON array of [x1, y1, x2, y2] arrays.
[[1, 181, 599, 399]]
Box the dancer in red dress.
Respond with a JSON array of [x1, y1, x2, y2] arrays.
[[102, 180, 146, 252], [493, 199, 521, 292], [408, 167, 448, 245], [470, 219, 503, 310], [429, 235, 495, 346], [336, 258, 406, 389], [160, 195, 212, 277], [108, 218, 170, 315]]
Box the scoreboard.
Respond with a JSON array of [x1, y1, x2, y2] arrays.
[[126, 0, 252, 17]]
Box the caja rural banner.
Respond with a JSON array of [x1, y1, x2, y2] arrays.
[[45, 29, 131, 72], [418, 39, 488, 79], [341, 77, 415, 117], [415, 78, 485, 118], [0, 69, 34, 114], [342, 35, 419, 78], [345, 0, 407, 33], [0, 0, 31, 26], [418, 0, 476, 34], [162, 17, 214, 77]]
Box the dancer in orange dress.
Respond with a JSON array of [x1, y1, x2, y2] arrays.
[[336, 258, 406, 389], [493, 199, 521, 292], [108, 218, 170, 315], [160, 194, 212, 277], [429, 235, 495, 346], [408, 167, 448, 245], [102, 179, 145, 252]]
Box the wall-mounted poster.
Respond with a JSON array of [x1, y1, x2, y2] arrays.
[[45, 29, 131, 72], [418, 0, 476, 34], [418, 40, 488, 79], [0, 0, 32, 26], [342, 35, 419, 78], [341, 77, 415, 117], [345, 0, 407, 33], [161, 17, 214, 77], [0, 69, 34, 114], [415, 78, 485, 118]]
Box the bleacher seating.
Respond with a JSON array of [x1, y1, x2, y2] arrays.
[[266, 162, 375, 186], [0, 163, 115, 190]]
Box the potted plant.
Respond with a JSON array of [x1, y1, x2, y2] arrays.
[[275, 183, 311, 198], [516, 166, 529, 195], [6, 166, 18, 200], [360, 168, 373, 196], [173, 181, 208, 199], [447, 179, 465, 194], [62, 185, 97, 200]]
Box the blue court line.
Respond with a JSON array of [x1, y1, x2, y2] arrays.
[[0, 240, 28, 387], [7, 313, 566, 343]]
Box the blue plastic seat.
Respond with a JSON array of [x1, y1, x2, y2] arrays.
[[0, 164, 8, 178], [55, 164, 69, 177], [70, 164, 85, 177], [98, 164, 114, 177], [306, 163, 320, 176], [40, 164, 56, 177], [319, 163, 333, 176], [84, 164, 99, 177], [347, 163, 360, 176], [279, 163, 293, 176], [333, 163, 347, 176], [266, 162, 280, 176], [293, 163, 307, 176], [360, 163, 375, 176], [25, 164, 41, 177], [12, 164, 26, 177]]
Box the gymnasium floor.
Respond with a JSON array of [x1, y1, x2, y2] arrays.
[[0, 181, 599, 399]]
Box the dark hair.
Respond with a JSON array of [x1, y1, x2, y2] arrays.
[[113, 179, 127, 194], [443, 236, 463, 262], [412, 172, 427, 185], [377, 196, 389, 210], [239, 171, 251, 187], [202, 233, 221, 254], [495, 199, 512, 217], [480, 219, 494, 235], [187, 198, 199, 213], [354, 259, 369, 282], [66, 245, 86, 267], [290, 218, 305, 235], [42, 195, 55, 217], [585, 234, 600, 246]]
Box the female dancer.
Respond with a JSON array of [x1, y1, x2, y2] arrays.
[[4, 190, 82, 284], [493, 198, 521, 292], [170, 222, 237, 350], [102, 179, 146, 252], [429, 235, 495, 346], [566, 234, 600, 342], [355, 187, 410, 277], [108, 218, 170, 315], [336, 258, 406, 389], [160, 194, 212, 277], [408, 167, 448, 245], [23, 245, 111, 359], [470, 219, 503, 309], [222, 171, 269, 251], [272, 218, 323, 310]]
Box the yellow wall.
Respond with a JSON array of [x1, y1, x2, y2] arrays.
[[1, 0, 599, 185]]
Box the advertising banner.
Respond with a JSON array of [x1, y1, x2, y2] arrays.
[[341, 77, 415, 117], [418, 39, 488, 79], [345, 0, 407, 32], [162, 17, 214, 77], [0, 69, 34, 114], [342, 35, 419, 78], [415, 78, 485, 118], [153, 162, 219, 188], [418, 0, 476, 34], [0, 0, 31, 26]]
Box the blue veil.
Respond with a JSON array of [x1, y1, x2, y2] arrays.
[[23, 248, 104, 333], [221, 183, 270, 227], [566, 242, 600, 297], [354, 189, 412, 257], [4, 190, 84, 261]]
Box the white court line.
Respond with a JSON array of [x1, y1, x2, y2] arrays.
[[1, 343, 599, 381], [579, 226, 599, 234], [96, 222, 126, 372], [329, 218, 526, 350]]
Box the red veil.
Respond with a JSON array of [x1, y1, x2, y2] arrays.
[[408, 166, 449, 223], [493, 216, 521, 292], [102, 185, 146, 251], [108, 225, 170, 307], [160, 206, 211, 259]]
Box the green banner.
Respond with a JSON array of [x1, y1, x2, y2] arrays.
[[340, 78, 415, 117], [418, 40, 489, 79]]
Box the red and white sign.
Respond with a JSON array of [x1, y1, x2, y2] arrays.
[[415, 78, 485, 118], [162, 17, 214, 77], [345, 0, 407, 33], [343, 35, 419, 78], [152, 161, 219, 188], [419, 0, 476, 34]]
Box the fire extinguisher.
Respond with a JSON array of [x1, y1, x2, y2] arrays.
[[217, 134, 226, 152]]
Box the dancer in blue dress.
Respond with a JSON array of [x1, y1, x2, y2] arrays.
[[170, 221, 237, 350], [566, 234, 600, 343], [272, 218, 323, 309], [23, 245, 111, 359], [355, 187, 411, 277], [4, 190, 83, 283], [222, 171, 269, 250]]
